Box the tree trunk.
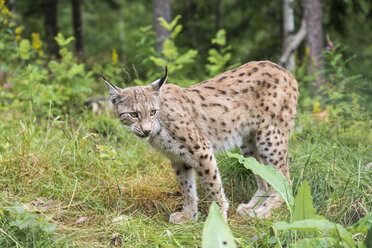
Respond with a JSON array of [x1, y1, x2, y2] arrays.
[[216, 0, 223, 31], [71, 0, 84, 60], [304, 0, 325, 88], [42, 0, 60, 58], [153, 0, 171, 53], [279, 19, 306, 69], [282, 0, 295, 70], [9, 0, 16, 13]]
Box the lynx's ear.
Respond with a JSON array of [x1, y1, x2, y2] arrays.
[[150, 66, 167, 91], [99, 73, 121, 101]]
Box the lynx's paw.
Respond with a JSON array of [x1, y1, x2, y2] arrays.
[[237, 203, 272, 219], [169, 210, 198, 224]]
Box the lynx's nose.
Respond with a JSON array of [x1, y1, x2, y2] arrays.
[[141, 123, 152, 136], [143, 129, 151, 136]]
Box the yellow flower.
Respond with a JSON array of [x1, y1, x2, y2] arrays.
[[15, 35, 21, 42], [31, 32, 41, 50], [15, 26, 22, 34], [112, 48, 118, 65], [38, 50, 44, 57], [3, 19, 8, 25], [313, 101, 321, 113], [1, 6, 9, 15], [0, 0, 4, 6]]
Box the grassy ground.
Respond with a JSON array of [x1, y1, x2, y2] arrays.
[[0, 102, 371, 247]]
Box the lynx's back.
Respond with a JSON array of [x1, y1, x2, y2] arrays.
[[157, 61, 298, 152]]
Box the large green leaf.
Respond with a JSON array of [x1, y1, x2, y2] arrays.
[[169, 15, 182, 30], [202, 202, 235, 248], [226, 152, 293, 213], [211, 29, 227, 46], [274, 219, 356, 247], [347, 212, 372, 234], [54, 33, 75, 47], [170, 24, 183, 39], [40, 222, 57, 234], [158, 15, 182, 31], [293, 181, 316, 221]]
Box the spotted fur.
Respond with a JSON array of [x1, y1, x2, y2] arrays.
[[101, 61, 299, 223]]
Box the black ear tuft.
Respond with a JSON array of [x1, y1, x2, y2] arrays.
[[151, 66, 168, 91], [99, 73, 120, 101]]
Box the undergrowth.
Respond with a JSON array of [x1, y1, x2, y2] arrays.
[[0, 97, 370, 247]]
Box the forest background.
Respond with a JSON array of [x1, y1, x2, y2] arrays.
[[0, 0, 371, 247]]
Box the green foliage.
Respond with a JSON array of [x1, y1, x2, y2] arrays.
[[54, 32, 75, 47], [227, 152, 370, 247], [6, 204, 57, 234], [347, 212, 372, 235], [131, 25, 157, 81], [273, 179, 371, 247], [0, 3, 19, 70], [365, 225, 372, 248], [275, 219, 357, 247], [202, 202, 235, 248], [149, 15, 198, 86], [206, 29, 238, 76], [0, 204, 56, 246], [289, 237, 339, 248], [2, 31, 94, 115], [320, 44, 363, 107], [226, 151, 293, 214], [292, 181, 321, 221], [19, 39, 31, 60]]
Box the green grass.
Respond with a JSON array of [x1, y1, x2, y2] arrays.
[[0, 102, 371, 247]]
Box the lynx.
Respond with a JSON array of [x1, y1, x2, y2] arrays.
[[100, 61, 298, 223]]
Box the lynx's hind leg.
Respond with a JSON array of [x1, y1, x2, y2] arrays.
[[238, 125, 291, 218], [237, 133, 270, 216]]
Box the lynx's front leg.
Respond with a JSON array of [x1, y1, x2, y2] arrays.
[[169, 162, 198, 223], [195, 153, 229, 221]]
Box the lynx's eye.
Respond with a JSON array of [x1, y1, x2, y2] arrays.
[[150, 109, 157, 116], [129, 112, 139, 118]]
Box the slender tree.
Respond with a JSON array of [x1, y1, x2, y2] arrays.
[[153, 0, 171, 52], [280, 0, 306, 71], [8, 0, 16, 13], [304, 0, 325, 88], [216, 0, 223, 31], [42, 0, 59, 57], [71, 0, 84, 59], [282, 0, 295, 70]]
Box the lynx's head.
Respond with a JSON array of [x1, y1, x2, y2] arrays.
[[100, 68, 167, 138]]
